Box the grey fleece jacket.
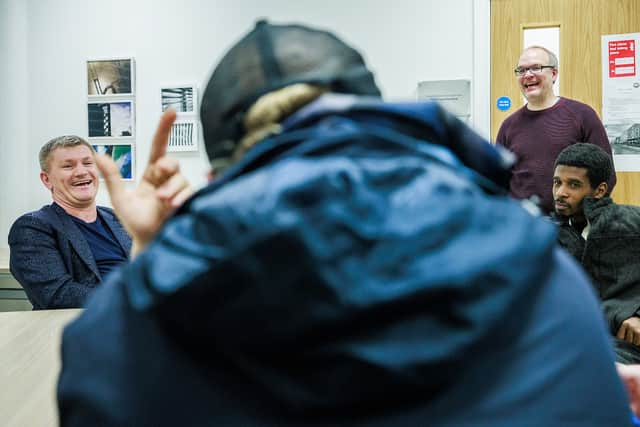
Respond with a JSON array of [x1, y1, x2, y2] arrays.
[[556, 196, 640, 333]]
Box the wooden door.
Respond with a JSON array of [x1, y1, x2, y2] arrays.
[[490, 0, 640, 205]]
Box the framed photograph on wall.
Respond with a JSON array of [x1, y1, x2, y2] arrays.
[[87, 100, 134, 138], [87, 58, 135, 97], [160, 84, 197, 114], [167, 119, 198, 152], [92, 143, 134, 180]]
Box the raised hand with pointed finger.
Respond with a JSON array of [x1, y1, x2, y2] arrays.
[[95, 109, 193, 257]]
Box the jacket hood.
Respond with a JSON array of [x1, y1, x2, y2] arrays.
[[127, 96, 559, 413]]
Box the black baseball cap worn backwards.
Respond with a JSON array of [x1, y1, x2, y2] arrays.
[[200, 20, 381, 163]]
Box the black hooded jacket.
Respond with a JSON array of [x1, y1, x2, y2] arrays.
[[556, 196, 640, 333]]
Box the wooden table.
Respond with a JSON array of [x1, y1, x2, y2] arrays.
[[0, 309, 81, 426]]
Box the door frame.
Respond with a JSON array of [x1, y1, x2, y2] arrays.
[[472, 0, 491, 140]]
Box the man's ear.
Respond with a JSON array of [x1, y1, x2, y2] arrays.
[[593, 182, 608, 199], [40, 171, 52, 191], [552, 68, 558, 84]]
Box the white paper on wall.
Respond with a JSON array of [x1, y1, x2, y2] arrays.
[[602, 33, 640, 171]]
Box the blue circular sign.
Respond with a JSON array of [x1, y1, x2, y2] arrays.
[[496, 96, 512, 111]]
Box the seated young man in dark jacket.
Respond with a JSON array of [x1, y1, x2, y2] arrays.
[[553, 143, 640, 364], [57, 21, 635, 426]]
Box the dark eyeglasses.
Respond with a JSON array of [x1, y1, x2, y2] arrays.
[[514, 65, 555, 76]]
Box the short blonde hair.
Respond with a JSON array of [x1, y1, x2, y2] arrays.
[[39, 135, 95, 171]]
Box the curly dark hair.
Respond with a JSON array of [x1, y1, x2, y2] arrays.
[[554, 143, 612, 188]]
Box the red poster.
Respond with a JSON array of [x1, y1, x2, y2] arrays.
[[608, 39, 636, 78]]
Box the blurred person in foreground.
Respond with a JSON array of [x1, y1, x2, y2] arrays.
[[57, 21, 634, 426]]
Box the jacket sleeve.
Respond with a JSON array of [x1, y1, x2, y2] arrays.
[[8, 214, 97, 309], [602, 298, 640, 335]]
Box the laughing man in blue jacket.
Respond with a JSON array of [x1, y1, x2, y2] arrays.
[[8, 136, 131, 309]]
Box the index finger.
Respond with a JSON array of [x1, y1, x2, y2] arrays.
[[95, 153, 126, 206], [148, 109, 177, 164]]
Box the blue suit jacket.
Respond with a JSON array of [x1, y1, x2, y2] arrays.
[[8, 203, 131, 309]]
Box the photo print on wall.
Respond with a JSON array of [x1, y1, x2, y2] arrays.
[[92, 144, 134, 180], [87, 56, 136, 179], [87, 58, 134, 97], [87, 100, 134, 138], [160, 83, 199, 152], [167, 120, 198, 152], [161, 85, 197, 113]]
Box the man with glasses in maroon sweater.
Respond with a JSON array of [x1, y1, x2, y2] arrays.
[[496, 45, 615, 214]]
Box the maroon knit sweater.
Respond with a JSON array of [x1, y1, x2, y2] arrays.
[[496, 97, 616, 214]]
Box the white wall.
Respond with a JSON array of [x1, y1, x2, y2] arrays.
[[0, 0, 490, 248], [1, 0, 30, 249]]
